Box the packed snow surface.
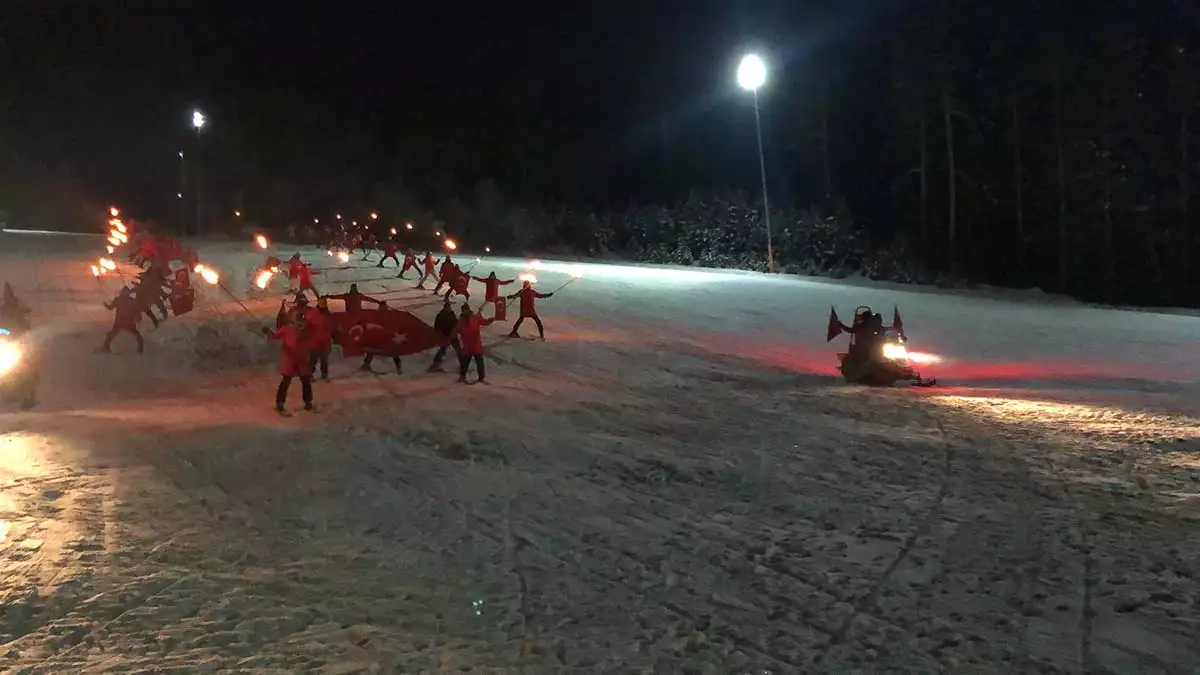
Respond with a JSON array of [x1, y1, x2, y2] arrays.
[[0, 232, 1197, 673]]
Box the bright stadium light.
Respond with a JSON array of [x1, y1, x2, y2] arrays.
[[737, 54, 767, 92], [191, 110, 206, 129]]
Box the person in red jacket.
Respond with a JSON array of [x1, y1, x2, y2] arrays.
[[377, 238, 401, 268], [324, 283, 382, 316], [432, 256, 458, 294], [473, 271, 514, 303], [306, 296, 335, 381], [507, 280, 553, 339], [100, 287, 144, 354], [448, 302, 494, 383], [446, 271, 470, 300], [295, 262, 320, 301], [262, 311, 315, 414], [416, 252, 438, 289], [286, 253, 305, 281], [397, 249, 417, 279]]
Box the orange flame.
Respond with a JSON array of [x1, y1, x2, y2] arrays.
[[444, 239, 457, 250], [90, 265, 101, 277], [199, 267, 219, 284], [255, 269, 274, 289], [99, 258, 116, 271], [255, 234, 269, 249], [337, 251, 350, 264], [109, 207, 119, 217], [106, 245, 115, 254], [519, 273, 537, 284]]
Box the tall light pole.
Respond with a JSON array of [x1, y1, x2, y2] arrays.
[[737, 54, 775, 273], [177, 151, 186, 232], [191, 110, 206, 235]]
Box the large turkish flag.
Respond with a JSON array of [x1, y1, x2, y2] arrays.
[[335, 308, 441, 358]]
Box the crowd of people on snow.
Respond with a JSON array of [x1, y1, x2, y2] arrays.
[[91, 222, 557, 415]]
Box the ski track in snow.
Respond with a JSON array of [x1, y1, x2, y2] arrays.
[[0, 234, 1197, 673]]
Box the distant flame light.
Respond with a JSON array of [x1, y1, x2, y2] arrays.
[[444, 239, 458, 250], [234, 210, 242, 217], [106, 245, 115, 254], [326, 249, 334, 256], [337, 251, 351, 264], [389, 227, 397, 235], [107, 236, 120, 246], [255, 234, 269, 249], [109, 207, 119, 218], [485, 246, 491, 253], [370, 212, 379, 220], [336, 213, 342, 220], [405, 223, 413, 230], [434, 231, 441, 237], [90, 265, 101, 278], [198, 267, 219, 284]]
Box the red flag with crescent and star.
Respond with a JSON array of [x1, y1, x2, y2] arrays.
[[334, 308, 441, 358]]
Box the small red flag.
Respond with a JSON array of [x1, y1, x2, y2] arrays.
[[493, 297, 507, 322]]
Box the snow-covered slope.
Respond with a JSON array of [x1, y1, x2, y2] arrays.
[[0, 233, 1196, 672]]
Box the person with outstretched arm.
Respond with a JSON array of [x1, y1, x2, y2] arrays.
[[507, 280, 553, 339]]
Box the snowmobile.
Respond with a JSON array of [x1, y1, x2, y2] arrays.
[[0, 328, 38, 409], [826, 305, 935, 387]]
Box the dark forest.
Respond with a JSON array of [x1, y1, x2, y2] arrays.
[[1, 1, 1197, 306]]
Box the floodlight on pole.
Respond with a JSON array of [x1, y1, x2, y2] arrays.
[[737, 53, 775, 273], [190, 109, 206, 236]]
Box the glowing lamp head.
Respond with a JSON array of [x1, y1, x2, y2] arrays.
[[0, 337, 21, 376], [881, 342, 908, 361], [737, 54, 767, 92], [191, 110, 206, 129]]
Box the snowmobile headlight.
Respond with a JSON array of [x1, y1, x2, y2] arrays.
[[881, 342, 908, 361], [0, 340, 21, 376]]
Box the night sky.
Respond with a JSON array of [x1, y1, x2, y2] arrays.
[[0, 1, 884, 225]]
